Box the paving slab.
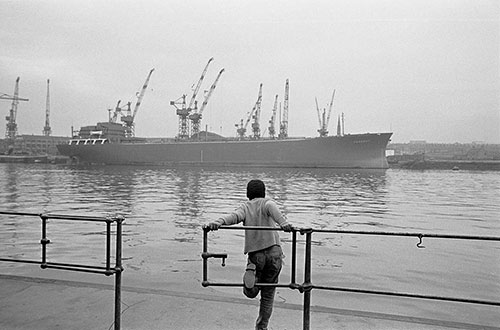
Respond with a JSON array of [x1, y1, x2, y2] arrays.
[[0, 274, 498, 330]]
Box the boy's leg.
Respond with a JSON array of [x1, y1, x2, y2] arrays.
[[243, 260, 259, 298], [255, 286, 276, 330], [255, 245, 282, 330]]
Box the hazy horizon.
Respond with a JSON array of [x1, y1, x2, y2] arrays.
[[1, 0, 499, 144]]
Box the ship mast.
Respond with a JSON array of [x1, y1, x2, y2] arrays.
[[341, 112, 345, 136], [336, 115, 342, 136]]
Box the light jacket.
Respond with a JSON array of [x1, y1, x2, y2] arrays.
[[215, 197, 288, 254]]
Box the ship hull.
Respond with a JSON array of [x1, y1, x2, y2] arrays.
[[56, 133, 392, 168]]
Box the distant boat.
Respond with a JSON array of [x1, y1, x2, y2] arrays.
[[0, 155, 48, 163]]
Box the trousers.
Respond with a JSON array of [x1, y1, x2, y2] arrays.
[[244, 245, 283, 330]]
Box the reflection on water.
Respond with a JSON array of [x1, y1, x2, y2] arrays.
[[0, 164, 499, 325]]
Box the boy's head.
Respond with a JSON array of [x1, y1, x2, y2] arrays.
[[247, 179, 266, 200]]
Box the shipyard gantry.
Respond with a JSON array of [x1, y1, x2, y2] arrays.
[[236, 79, 290, 141], [171, 58, 224, 140]]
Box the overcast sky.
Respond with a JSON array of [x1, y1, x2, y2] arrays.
[[1, 0, 499, 143]]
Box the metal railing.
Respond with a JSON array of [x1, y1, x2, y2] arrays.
[[202, 226, 500, 330], [0, 211, 124, 330]]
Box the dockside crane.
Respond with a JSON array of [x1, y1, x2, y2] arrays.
[[316, 89, 335, 137], [188, 57, 213, 113], [278, 79, 289, 139], [109, 100, 122, 123], [189, 68, 224, 138], [251, 83, 263, 139], [268, 94, 278, 139], [236, 83, 263, 140], [170, 95, 188, 139], [1, 77, 29, 140], [121, 68, 155, 137], [42, 79, 52, 136], [171, 58, 214, 140]]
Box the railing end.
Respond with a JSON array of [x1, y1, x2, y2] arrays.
[[299, 227, 313, 235], [111, 215, 125, 224]]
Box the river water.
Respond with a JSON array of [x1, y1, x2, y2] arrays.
[[0, 163, 499, 327]]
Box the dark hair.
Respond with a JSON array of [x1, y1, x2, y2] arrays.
[[247, 179, 266, 200]]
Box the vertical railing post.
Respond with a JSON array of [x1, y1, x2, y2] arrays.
[[291, 230, 297, 285], [202, 228, 209, 285], [302, 229, 313, 330], [114, 216, 124, 330], [40, 214, 50, 269], [106, 219, 111, 273]]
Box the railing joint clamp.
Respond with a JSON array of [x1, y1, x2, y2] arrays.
[[202, 252, 228, 267], [40, 238, 51, 245], [298, 282, 313, 293]]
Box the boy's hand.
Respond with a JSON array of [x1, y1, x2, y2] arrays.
[[203, 222, 221, 231], [280, 222, 294, 232]]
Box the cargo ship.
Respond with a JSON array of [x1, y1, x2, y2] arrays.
[[56, 122, 392, 168], [56, 64, 391, 168]]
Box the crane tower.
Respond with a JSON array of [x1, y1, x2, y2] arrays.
[[278, 79, 289, 139], [268, 94, 278, 139], [236, 83, 262, 140], [315, 89, 335, 137], [1, 77, 29, 140], [171, 58, 218, 140], [121, 68, 154, 137], [251, 83, 263, 139], [43, 79, 52, 136], [189, 68, 224, 138]]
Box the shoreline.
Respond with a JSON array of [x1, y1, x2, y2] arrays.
[[389, 159, 500, 171]]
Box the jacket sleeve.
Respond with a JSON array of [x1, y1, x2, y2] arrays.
[[265, 200, 288, 226], [216, 203, 246, 226]]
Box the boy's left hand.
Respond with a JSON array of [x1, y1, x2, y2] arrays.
[[203, 222, 220, 231]]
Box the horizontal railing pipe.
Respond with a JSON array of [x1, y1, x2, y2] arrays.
[[313, 285, 500, 307], [312, 229, 500, 242]]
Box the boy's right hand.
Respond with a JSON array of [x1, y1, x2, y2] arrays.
[[280, 222, 294, 232], [203, 222, 220, 231]]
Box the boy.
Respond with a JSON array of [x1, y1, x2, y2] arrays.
[[204, 179, 293, 330]]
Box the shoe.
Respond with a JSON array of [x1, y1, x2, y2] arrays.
[[243, 263, 256, 289]]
